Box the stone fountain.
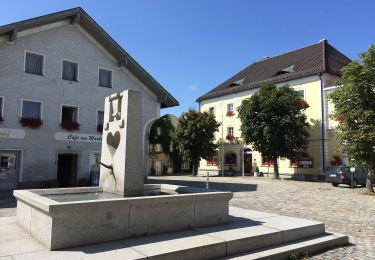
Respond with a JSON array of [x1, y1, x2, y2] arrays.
[[13, 90, 232, 250]]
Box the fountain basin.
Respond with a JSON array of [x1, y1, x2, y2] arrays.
[[14, 184, 232, 250]]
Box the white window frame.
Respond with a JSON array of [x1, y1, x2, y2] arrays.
[[96, 109, 104, 126], [227, 103, 234, 112], [20, 98, 43, 119], [60, 104, 80, 123], [24, 50, 45, 76], [0, 96, 4, 119], [227, 126, 234, 136], [296, 88, 306, 100], [61, 59, 79, 82], [208, 106, 215, 115], [98, 67, 113, 88]]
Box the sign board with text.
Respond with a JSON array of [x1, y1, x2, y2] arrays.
[[55, 132, 102, 143], [0, 128, 26, 139]]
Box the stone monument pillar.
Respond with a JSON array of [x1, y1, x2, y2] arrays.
[[99, 90, 144, 196]]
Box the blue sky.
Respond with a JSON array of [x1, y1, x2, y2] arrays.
[[1, 1, 374, 116]]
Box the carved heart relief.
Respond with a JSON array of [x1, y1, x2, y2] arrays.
[[107, 131, 120, 153]]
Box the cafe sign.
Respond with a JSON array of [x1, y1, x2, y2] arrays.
[[0, 128, 25, 139], [55, 132, 102, 143]]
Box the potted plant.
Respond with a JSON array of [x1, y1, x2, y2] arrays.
[[254, 166, 260, 177], [19, 117, 43, 129]]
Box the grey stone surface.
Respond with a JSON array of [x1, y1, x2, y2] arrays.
[[148, 175, 375, 259], [100, 90, 144, 196], [121, 230, 227, 260], [13, 184, 232, 249]]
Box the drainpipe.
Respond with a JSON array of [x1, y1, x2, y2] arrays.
[[319, 74, 326, 174]]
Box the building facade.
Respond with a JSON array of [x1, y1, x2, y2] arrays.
[[197, 40, 350, 180], [0, 8, 178, 189]]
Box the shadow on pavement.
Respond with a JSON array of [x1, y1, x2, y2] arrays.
[[146, 178, 257, 192]]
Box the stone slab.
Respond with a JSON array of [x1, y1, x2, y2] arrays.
[[12, 241, 147, 260], [121, 230, 226, 260]]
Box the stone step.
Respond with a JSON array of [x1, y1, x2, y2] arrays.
[[223, 232, 349, 260]]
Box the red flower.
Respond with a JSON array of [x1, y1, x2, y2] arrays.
[[291, 162, 298, 167], [299, 99, 308, 108], [19, 117, 43, 129], [226, 134, 234, 140], [226, 111, 234, 116], [61, 121, 80, 131], [336, 115, 347, 121]]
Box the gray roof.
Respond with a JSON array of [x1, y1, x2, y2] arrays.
[[197, 40, 351, 102], [0, 7, 179, 108]]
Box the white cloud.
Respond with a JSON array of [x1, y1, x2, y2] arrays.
[[190, 83, 198, 92]]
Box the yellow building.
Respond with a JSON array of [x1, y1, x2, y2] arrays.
[[196, 40, 350, 180]]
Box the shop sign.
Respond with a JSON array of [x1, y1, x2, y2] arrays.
[[298, 159, 313, 168], [55, 132, 102, 143], [0, 128, 26, 139]]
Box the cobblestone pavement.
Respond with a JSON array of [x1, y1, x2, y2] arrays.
[[147, 175, 375, 259], [1, 177, 374, 259]]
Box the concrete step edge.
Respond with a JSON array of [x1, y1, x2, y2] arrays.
[[223, 232, 349, 260]]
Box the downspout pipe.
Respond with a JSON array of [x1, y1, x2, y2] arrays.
[[319, 73, 326, 174]]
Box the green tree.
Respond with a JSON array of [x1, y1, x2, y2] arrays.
[[175, 109, 220, 175], [330, 45, 375, 192], [238, 84, 310, 179]]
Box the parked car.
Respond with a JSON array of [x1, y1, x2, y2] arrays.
[[326, 166, 368, 188]]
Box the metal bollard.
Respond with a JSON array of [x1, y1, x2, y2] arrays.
[[206, 172, 210, 190]]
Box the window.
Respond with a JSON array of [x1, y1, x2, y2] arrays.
[[99, 68, 112, 88], [228, 127, 234, 136], [297, 89, 305, 100], [207, 153, 218, 166], [25, 52, 44, 75], [97, 110, 104, 132], [0, 97, 3, 121], [62, 60, 78, 81], [154, 144, 163, 153], [225, 153, 237, 165], [22, 100, 41, 119], [89, 152, 101, 186], [227, 103, 234, 116], [61, 106, 78, 123], [208, 107, 215, 115]]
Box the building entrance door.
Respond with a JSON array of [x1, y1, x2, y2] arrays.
[[244, 153, 252, 174], [0, 151, 20, 189], [57, 154, 78, 187], [155, 160, 162, 175]]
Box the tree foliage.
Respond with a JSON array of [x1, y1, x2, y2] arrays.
[[149, 115, 175, 154], [330, 45, 375, 192], [175, 109, 220, 175], [238, 84, 310, 179]]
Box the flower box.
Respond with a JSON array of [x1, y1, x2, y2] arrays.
[[61, 121, 80, 131], [226, 134, 234, 141], [207, 161, 218, 166], [96, 124, 103, 133], [262, 161, 274, 166], [291, 162, 298, 168], [19, 117, 43, 129], [226, 111, 234, 116]]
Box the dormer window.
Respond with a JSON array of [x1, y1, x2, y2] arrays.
[[229, 78, 245, 87], [274, 65, 294, 76]]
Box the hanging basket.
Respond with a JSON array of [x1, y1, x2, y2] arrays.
[[19, 117, 43, 129]]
